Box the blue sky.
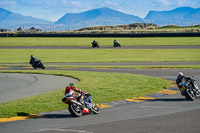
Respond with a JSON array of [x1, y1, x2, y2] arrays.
[[0, 0, 200, 21]]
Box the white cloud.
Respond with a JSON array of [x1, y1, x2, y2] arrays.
[[177, 0, 191, 6], [157, 0, 172, 6], [61, 0, 68, 4], [70, 1, 81, 6], [117, 9, 124, 12], [0, 0, 17, 8], [105, 1, 119, 6], [66, 1, 92, 12]]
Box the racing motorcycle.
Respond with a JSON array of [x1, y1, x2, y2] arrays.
[[113, 41, 121, 47], [29, 59, 45, 69], [179, 76, 200, 101], [92, 42, 99, 48], [62, 93, 100, 117]]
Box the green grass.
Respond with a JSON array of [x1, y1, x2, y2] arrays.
[[0, 36, 198, 118], [0, 49, 200, 63], [0, 70, 171, 118], [159, 25, 200, 29], [1, 64, 200, 69], [59, 65, 200, 69], [0, 37, 200, 46]]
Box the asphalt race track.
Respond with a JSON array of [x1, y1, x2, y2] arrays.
[[0, 45, 200, 133], [0, 73, 78, 103], [1, 67, 200, 133]]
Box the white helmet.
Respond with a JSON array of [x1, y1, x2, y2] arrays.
[[177, 72, 183, 76]]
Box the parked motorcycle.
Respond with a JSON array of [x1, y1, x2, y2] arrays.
[[29, 55, 45, 69], [179, 76, 200, 101], [62, 93, 100, 117]]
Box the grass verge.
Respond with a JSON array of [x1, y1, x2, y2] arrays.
[[0, 70, 171, 118], [0, 49, 200, 63], [60, 65, 200, 69], [0, 37, 200, 46], [1, 64, 200, 69]]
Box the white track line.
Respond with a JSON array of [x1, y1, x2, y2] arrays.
[[39, 128, 93, 133]]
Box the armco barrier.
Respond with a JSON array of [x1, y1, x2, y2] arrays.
[[0, 32, 200, 37]]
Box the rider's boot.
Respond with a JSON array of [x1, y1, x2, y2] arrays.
[[79, 99, 85, 107], [197, 90, 200, 97]]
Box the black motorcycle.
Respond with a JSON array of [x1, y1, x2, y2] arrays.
[[113, 41, 121, 47], [92, 42, 99, 48], [29, 58, 45, 69], [179, 77, 200, 101]]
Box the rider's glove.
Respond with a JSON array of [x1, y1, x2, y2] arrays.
[[81, 91, 86, 95]]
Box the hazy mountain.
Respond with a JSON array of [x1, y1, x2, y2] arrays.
[[145, 7, 200, 26], [55, 7, 145, 28], [1, 7, 200, 31], [0, 8, 52, 29]]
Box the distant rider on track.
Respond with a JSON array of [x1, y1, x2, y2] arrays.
[[91, 40, 99, 48], [30, 55, 38, 66], [176, 72, 200, 96]]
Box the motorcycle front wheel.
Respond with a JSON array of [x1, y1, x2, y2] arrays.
[[92, 103, 100, 114], [68, 103, 82, 117], [40, 63, 45, 69], [31, 64, 37, 69]]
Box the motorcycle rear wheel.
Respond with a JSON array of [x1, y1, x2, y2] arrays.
[[185, 89, 195, 101], [39, 63, 45, 69], [68, 103, 82, 117]]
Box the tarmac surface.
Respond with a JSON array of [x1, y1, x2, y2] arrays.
[[1, 66, 200, 133], [0, 73, 78, 103]]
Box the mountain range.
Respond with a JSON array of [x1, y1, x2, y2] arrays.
[[0, 7, 200, 30], [145, 7, 200, 26], [0, 8, 52, 29], [55, 7, 145, 27]]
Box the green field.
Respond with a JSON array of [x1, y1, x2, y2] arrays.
[[51, 65, 200, 69], [0, 49, 199, 63], [0, 36, 199, 118], [0, 37, 200, 46], [0, 70, 171, 118]]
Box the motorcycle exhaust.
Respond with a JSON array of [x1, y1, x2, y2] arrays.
[[70, 99, 83, 107]]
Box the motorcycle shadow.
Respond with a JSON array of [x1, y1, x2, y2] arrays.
[[16, 112, 73, 119], [41, 114, 72, 119], [147, 98, 186, 102]]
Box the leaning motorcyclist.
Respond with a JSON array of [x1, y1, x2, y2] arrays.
[[176, 72, 200, 96], [113, 40, 116, 45], [30, 55, 38, 65], [65, 83, 86, 105], [176, 72, 186, 88], [91, 40, 98, 47], [113, 39, 120, 46]]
